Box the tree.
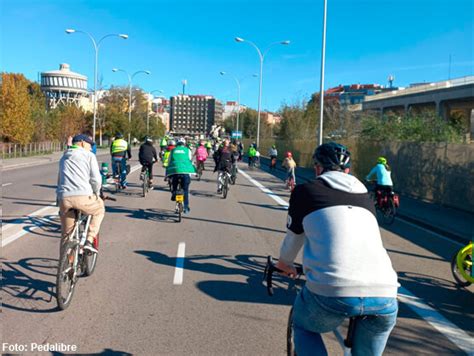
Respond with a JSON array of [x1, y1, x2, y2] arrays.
[[0, 73, 34, 144]]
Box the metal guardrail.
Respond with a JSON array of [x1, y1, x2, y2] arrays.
[[364, 76, 474, 102], [1, 141, 65, 159]]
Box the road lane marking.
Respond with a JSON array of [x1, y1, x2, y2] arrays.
[[102, 164, 141, 188], [2, 182, 12, 187], [398, 287, 474, 355], [238, 169, 289, 208], [241, 168, 472, 352], [2, 205, 59, 247], [2, 204, 57, 233], [173, 242, 186, 285]]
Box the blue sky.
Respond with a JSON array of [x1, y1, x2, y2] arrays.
[[1, 0, 473, 111]]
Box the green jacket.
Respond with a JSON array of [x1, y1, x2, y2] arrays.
[[160, 138, 167, 147], [166, 146, 196, 176], [248, 147, 257, 157]]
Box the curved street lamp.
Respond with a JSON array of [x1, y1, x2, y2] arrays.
[[112, 68, 151, 143], [235, 37, 290, 148], [65, 29, 128, 143]]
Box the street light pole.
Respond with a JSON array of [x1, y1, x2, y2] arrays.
[[235, 37, 290, 149], [112, 69, 151, 143], [220, 72, 241, 134], [318, 0, 328, 146], [65, 29, 128, 143], [147, 90, 164, 135]]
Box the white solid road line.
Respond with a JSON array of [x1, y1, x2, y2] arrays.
[[398, 287, 474, 356], [3, 164, 142, 247], [238, 169, 289, 208], [2, 182, 12, 187], [241, 168, 472, 355], [173, 242, 186, 285], [2, 205, 59, 247]]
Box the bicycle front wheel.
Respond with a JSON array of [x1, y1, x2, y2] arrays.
[[56, 242, 79, 310], [451, 244, 473, 287], [379, 198, 396, 225], [287, 307, 296, 356]]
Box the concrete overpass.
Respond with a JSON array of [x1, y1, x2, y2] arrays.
[[362, 76, 474, 139]]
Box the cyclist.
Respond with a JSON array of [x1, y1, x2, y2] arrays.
[[166, 137, 195, 214], [268, 144, 278, 171], [237, 141, 244, 161], [194, 140, 209, 173], [159, 136, 168, 161], [205, 140, 213, 156], [366, 156, 393, 197], [139, 136, 158, 187], [57, 134, 104, 255], [282, 151, 297, 186], [214, 138, 235, 194], [110, 133, 132, 189], [276, 142, 399, 356], [247, 143, 257, 168]]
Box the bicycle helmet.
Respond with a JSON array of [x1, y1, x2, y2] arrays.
[[144, 136, 153, 143], [313, 142, 351, 171], [177, 137, 186, 145], [115, 132, 124, 139], [272, 145, 276, 149], [285, 151, 293, 158], [168, 139, 176, 146], [377, 156, 387, 165]]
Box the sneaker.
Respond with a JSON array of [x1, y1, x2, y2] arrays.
[[84, 240, 98, 254], [184, 207, 190, 214]]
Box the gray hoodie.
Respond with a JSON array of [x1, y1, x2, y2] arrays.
[[280, 171, 399, 297], [57, 146, 102, 199]]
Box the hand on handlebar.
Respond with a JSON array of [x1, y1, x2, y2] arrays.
[[276, 260, 298, 278]]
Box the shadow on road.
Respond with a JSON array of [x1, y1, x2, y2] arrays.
[[238, 201, 288, 211], [1, 258, 58, 313], [2, 214, 61, 239], [135, 251, 301, 306]]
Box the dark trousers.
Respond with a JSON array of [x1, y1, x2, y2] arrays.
[[141, 162, 154, 178], [171, 174, 191, 209]]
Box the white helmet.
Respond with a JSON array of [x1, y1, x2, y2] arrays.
[[177, 137, 186, 145]]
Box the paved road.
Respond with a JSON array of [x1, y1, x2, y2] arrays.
[[2, 156, 473, 355]]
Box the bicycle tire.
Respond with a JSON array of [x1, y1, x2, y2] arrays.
[[56, 241, 79, 310], [222, 176, 228, 199], [287, 307, 296, 356], [142, 173, 148, 197], [177, 203, 182, 223], [383, 198, 396, 225], [451, 245, 473, 287]]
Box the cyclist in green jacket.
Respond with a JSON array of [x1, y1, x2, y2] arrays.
[[166, 138, 196, 214], [248, 144, 257, 168], [110, 133, 131, 189]]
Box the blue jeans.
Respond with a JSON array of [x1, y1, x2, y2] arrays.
[[112, 156, 128, 187], [171, 174, 191, 209], [293, 286, 398, 356]]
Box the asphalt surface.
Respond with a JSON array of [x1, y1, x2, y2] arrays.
[[2, 155, 473, 355]]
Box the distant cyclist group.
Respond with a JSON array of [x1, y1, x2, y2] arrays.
[[56, 133, 399, 355]]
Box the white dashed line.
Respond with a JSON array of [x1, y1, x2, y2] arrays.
[[173, 242, 186, 285], [238, 169, 289, 208], [2, 182, 12, 187]]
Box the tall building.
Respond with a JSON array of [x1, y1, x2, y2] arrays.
[[222, 101, 247, 121], [170, 95, 223, 135], [325, 84, 396, 107]]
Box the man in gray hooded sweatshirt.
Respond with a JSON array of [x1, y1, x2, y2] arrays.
[[277, 142, 399, 356], [57, 134, 104, 254]]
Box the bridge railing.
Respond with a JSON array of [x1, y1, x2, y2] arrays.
[[364, 75, 474, 102]]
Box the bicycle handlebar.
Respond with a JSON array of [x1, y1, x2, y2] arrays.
[[263, 255, 304, 296]]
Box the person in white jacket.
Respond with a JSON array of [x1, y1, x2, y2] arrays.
[[277, 142, 399, 356]]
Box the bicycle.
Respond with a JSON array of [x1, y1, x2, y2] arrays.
[[264, 256, 359, 356], [140, 165, 151, 197], [56, 195, 116, 310], [218, 170, 231, 199], [113, 159, 129, 193], [451, 241, 473, 287], [196, 160, 205, 181], [286, 172, 295, 192], [366, 181, 399, 225], [171, 176, 185, 223]]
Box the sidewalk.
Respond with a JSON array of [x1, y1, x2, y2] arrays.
[[257, 156, 473, 244]]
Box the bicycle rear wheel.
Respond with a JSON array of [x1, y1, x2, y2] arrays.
[[378, 198, 396, 225], [56, 241, 79, 310], [222, 177, 228, 199], [142, 172, 148, 197], [177, 202, 183, 223]]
